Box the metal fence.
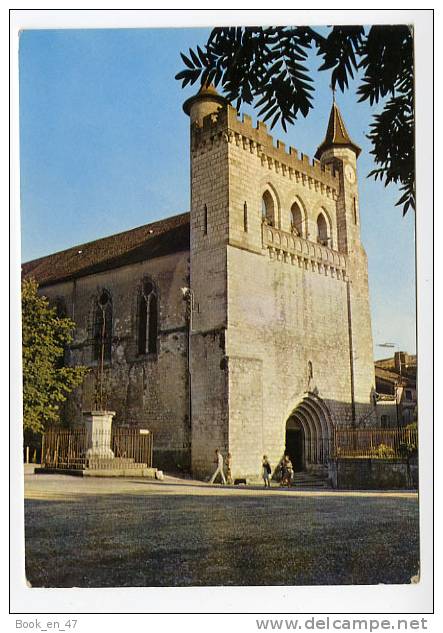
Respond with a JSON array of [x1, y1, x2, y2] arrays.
[[332, 427, 418, 459], [41, 426, 153, 470]]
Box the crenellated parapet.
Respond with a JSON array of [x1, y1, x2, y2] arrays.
[[191, 104, 340, 198], [262, 223, 347, 280]]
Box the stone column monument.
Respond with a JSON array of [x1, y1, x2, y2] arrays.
[[83, 410, 116, 459]]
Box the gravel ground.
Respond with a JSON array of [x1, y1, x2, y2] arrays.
[[24, 474, 419, 587]]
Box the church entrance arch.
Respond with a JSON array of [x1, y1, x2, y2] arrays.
[[285, 394, 334, 472], [285, 418, 305, 470]]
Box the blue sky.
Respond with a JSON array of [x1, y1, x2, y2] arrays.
[[19, 27, 416, 360]]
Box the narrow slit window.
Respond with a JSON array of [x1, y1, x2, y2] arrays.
[[243, 201, 248, 232], [204, 204, 208, 235]]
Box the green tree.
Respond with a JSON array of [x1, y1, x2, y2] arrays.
[[176, 25, 414, 215], [22, 278, 88, 433]]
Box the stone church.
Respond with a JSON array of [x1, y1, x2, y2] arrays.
[[22, 85, 377, 479]]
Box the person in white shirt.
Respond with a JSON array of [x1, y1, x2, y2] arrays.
[[209, 448, 226, 484]]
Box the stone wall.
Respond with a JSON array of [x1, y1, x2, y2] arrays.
[[329, 458, 418, 489], [41, 250, 191, 470], [226, 244, 353, 478]]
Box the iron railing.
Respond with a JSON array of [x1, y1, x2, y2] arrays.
[[41, 426, 153, 470], [332, 427, 418, 459]]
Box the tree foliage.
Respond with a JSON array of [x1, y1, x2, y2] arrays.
[[176, 25, 414, 215], [22, 278, 88, 433]]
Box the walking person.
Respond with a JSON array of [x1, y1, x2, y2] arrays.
[[279, 456, 287, 486], [210, 448, 227, 485], [284, 455, 294, 487], [225, 452, 233, 485], [262, 455, 272, 488]]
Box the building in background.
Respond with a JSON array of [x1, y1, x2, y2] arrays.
[[375, 352, 417, 427]]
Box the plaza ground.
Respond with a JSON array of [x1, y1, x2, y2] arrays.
[[24, 471, 419, 587]]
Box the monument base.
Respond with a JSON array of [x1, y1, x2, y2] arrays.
[[83, 410, 116, 459]]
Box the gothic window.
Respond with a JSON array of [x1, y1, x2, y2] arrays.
[[316, 212, 329, 246], [290, 201, 303, 236], [53, 298, 68, 368], [261, 190, 275, 226], [93, 290, 112, 363], [138, 279, 158, 356]]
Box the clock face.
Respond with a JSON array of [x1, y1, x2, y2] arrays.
[[345, 164, 356, 184]]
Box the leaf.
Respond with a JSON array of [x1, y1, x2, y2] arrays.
[[180, 52, 195, 69], [175, 25, 415, 216], [189, 47, 201, 68]]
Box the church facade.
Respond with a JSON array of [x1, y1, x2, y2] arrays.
[[23, 86, 377, 479]]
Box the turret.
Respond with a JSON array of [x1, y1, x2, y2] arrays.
[[183, 83, 228, 127], [183, 84, 231, 477], [315, 101, 362, 253]]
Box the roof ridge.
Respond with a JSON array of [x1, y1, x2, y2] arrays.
[[23, 211, 190, 266]]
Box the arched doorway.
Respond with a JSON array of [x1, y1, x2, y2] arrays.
[[285, 418, 305, 470], [285, 394, 334, 472]]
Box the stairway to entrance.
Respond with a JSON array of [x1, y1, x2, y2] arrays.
[[293, 468, 330, 488]]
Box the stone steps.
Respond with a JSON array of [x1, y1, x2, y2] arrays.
[[87, 457, 146, 469], [292, 471, 330, 488]]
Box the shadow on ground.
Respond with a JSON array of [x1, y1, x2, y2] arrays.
[[24, 490, 420, 588]]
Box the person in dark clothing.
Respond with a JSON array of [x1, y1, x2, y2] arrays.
[[262, 455, 272, 487]]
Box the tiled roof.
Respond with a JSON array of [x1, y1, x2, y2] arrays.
[[22, 212, 190, 287], [374, 366, 409, 386], [376, 355, 417, 370]]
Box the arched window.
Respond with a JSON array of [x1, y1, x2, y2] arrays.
[[316, 212, 329, 246], [93, 290, 112, 363], [52, 298, 68, 368], [138, 279, 158, 355], [261, 190, 275, 226], [290, 201, 304, 236]]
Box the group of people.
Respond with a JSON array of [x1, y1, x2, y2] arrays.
[[209, 449, 295, 488]]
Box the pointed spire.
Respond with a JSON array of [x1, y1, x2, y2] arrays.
[[315, 101, 361, 160]]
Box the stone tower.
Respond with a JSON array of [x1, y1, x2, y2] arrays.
[[184, 86, 376, 480], [315, 103, 376, 421]]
